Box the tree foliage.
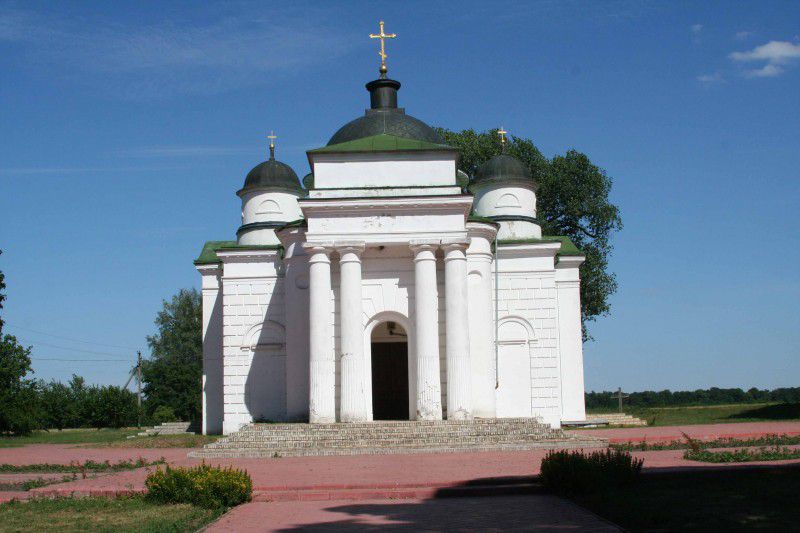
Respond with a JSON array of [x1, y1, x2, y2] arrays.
[[585, 387, 800, 409], [0, 251, 40, 434], [142, 288, 203, 422], [437, 128, 623, 339]]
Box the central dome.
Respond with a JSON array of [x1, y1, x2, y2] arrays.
[[326, 76, 444, 146]]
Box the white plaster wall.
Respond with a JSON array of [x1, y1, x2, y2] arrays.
[[302, 196, 472, 246], [199, 266, 224, 435], [238, 190, 303, 246], [556, 260, 587, 421], [473, 183, 537, 219], [240, 190, 303, 225], [472, 182, 542, 239], [494, 245, 562, 427], [311, 152, 457, 189], [219, 253, 287, 434], [280, 229, 311, 421]]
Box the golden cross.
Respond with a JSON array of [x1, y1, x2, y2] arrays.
[[267, 131, 277, 158], [370, 20, 396, 74], [497, 127, 508, 147]]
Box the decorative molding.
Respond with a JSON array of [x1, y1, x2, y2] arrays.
[[490, 215, 540, 225]]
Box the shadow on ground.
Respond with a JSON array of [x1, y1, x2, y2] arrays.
[[273, 493, 616, 532], [728, 403, 800, 421]]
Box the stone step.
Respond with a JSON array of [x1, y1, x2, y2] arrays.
[[192, 418, 608, 458], [191, 438, 606, 459]]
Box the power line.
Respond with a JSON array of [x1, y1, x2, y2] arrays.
[[4, 322, 141, 351], [31, 357, 131, 362], [17, 339, 132, 358]]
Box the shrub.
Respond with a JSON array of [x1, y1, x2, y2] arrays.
[[540, 449, 643, 495], [152, 405, 178, 425], [145, 463, 252, 509]]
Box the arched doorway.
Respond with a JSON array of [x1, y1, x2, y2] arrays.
[[370, 320, 410, 420]]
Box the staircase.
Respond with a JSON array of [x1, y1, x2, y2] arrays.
[[127, 421, 199, 439], [189, 418, 607, 458], [585, 413, 647, 427]]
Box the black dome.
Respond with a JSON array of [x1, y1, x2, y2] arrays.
[[240, 157, 302, 195], [327, 76, 444, 146], [328, 110, 444, 146], [472, 154, 533, 186]]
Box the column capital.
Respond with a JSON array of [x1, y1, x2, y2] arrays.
[[410, 238, 440, 252], [335, 241, 366, 259], [303, 242, 334, 263], [440, 238, 469, 250], [441, 240, 469, 260]]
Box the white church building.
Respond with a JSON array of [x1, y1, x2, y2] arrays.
[[195, 63, 587, 436]]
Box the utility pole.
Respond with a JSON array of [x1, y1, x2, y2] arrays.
[[136, 351, 142, 429]]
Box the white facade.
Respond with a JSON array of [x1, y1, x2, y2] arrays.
[[196, 77, 587, 435], [197, 154, 587, 434]]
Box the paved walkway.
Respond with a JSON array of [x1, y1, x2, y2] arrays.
[[206, 495, 620, 532]]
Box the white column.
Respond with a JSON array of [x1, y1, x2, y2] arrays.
[[410, 241, 443, 420], [305, 243, 335, 423], [443, 241, 472, 420], [466, 224, 498, 418], [338, 242, 368, 422]]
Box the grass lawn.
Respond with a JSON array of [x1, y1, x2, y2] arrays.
[[0, 429, 218, 449], [587, 402, 800, 427], [97, 434, 219, 449], [573, 465, 800, 531], [0, 496, 223, 533]]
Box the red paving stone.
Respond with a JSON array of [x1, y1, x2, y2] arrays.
[[10, 421, 800, 501], [205, 495, 621, 532], [0, 444, 187, 466]]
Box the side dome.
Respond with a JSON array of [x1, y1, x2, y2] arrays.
[[471, 154, 534, 187], [240, 156, 302, 195], [326, 77, 445, 146]]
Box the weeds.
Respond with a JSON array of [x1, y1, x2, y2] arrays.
[[0, 457, 166, 473]]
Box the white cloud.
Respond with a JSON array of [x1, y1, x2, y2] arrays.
[[744, 64, 784, 78], [697, 72, 724, 84], [691, 24, 703, 33], [730, 40, 800, 78], [114, 146, 252, 158], [0, 6, 354, 97]]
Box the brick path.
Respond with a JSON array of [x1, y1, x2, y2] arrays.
[[206, 495, 621, 532]]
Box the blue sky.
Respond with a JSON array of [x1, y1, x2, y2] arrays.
[[1, 0, 798, 392]]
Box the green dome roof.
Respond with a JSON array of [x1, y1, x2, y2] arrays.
[[327, 76, 444, 147], [472, 154, 533, 186], [239, 149, 302, 195]]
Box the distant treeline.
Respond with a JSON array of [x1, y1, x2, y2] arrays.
[[585, 387, 800, 410]]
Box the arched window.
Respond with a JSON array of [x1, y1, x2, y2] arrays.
[[495, 193, 521, 208], [255, 199, 281, 215]]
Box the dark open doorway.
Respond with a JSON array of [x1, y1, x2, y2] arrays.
[[370, 321, 409, 420]]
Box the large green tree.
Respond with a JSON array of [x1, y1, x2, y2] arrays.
[[437, 128, 623, 339], [0, 250, 40, 434], [141, 288, 202, 421]]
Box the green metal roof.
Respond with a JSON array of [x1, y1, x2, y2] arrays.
[[498, 235, 584, 259], [309, 134, 455, 154], [194, 241, 283, 265]]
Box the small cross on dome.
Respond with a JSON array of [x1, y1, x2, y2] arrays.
[[267, 131, 277, 159], [497, 127, 508, 152]]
